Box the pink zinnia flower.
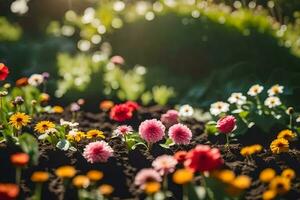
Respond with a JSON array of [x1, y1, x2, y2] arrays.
[[216, 115, 236, 134], [110, 55, 125, 65], [168, 123, 192, 145], [139, 119, 165, 143], [113, 125, 133, 136], [152, 155, 178, 175], [160, 110, 179, 127], [134, 168, 162, 189], [83, 141, 114, 163], [184, 145, 223, 172]]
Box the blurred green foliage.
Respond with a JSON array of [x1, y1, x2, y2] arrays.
[[0, 17, 22, 41]]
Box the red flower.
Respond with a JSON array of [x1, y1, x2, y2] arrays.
[[125, 101, 140, 111], [184, 145, 223, 172], [110, 104, 133, 122], [216, 115, 236, 134], [0, 183, 19, 200], [10, 153, 29, 167], [0, 63, 9, 81], [174, 151, 187, 163]]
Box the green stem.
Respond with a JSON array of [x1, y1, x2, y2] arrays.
[[163, 174, 168, 198], [34, 183, 42, 200], [183, 185, 188, 200], [226, 134, 230, 147], [289, 114, 293, 130], [78, 189, 84, 200], [16, 167, 22, 185]]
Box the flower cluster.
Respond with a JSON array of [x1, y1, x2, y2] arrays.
[[270, 129, 297, 154]]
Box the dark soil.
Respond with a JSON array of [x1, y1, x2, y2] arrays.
[[0, 106, 300, 200]]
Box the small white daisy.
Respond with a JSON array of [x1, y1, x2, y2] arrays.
[[267, 84, 284, 96], [28, 74, 44, 86], [296, 116, 300, 123], [264, 96, 281, 108], [247, 84, 264, 96], [228, 92, 247, 105], [60, 119, 79, 128], [179, 104, 194, 117], [209, 101, 230, 116]]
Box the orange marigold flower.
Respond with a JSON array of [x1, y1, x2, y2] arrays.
[[281, 168, 295, 180], [240, 144, 263, 157], [232, 175, 251, 189], [10, 153, 29, 167], [86, 170, 103, 182], [55, 166, 76, 178], [0, 183, 19, 200], [216, 169, 235, 183], [269, 176, 290, 195], [144, 182, 161, 195], [259, 168, 276, 183], [262, 190, 277, 200], [15, 77, 28, 87], [270, 138, 289, 154], [31, 171, 49, 183], [277, 129, 296, 141], [72, 175, 90, 188], [99, 184, 114, 196], [52, 106, 64, 114], [172, 169, 194, 185], [99, 100, 114, 111]]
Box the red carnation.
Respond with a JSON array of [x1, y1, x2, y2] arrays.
[[125, 101, 139, 111], [184, 145, 223, 172], [110, 104, 133, 122], [216, 115, 236, 134], [0, 63, 9, 81]]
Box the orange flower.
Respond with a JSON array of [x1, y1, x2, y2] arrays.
[[55, 166, 76, 178], [99, 184, 114, 196], [270, 138, 289, 154], [15, 77, 28, 87], [0, 183, 19, 200], [269, 176, 290, 194], [86, 170, 103, 182], [144, 182, 161, 195], [52, 106, 64, 114], [215, 169, 235, 184], [10, 153, 29, 167], [40, 93, 50, 102], [172, 169, 194, 185], [31, 171, 49, 183], [281, 168, 295, 180], [262, 190, 277, 200], [99, 100, 114, 111], [277, 130, 296, 141], [259, 168, 276, 183], [72, 175, 90, 188]]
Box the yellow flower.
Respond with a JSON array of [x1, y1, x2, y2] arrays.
[[34, 121, 55, 134], [86, 129, 105, 139], [55, 165, 76, 178], [144, 182, 161, 195], [240, 144, 263, 157], [270, 138, 289, 154], [232, 175, 251, 190], [31, 171, 49, 183], [86, 170, 103, 182], [216, 170, 235, 184], [172, 169, 194, 185], [262, 190, 277, 200], [277, 129, 296, 141], [259, 168, 276, 183], [252, 144, 263, 152], [52, 106, 64, 114], [281, 168, 295, 180], [9, 112, 31, 130], [72, 175, 90, 188], [66, 131, 85, 142], [269, 176, 291, 195], [99, 184, 114, 196], [40, 93, 50, 102]]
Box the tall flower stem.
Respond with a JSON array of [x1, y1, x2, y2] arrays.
[[162, 174, 168, 198], [183, 185, 188, 200], [34, 183, 42, 200], [16, 167, 22, 185]]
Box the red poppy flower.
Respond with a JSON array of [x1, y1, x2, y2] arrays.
[[0, 183, 19, 200], [110, 104, 133, 122], [0, 63, 9, 81], [184, 145, 223, 172], [125, 101, 140, 111]]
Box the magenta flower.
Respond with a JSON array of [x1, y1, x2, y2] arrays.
[[139, 119, 166, 143], [134, 168, 162, 189], [160, 109, 179, 128], [216, 115, 236, 134], [83, 141, 114, 163], [152, 155, 178, 175], [113, 125, 133, 136], [168, 123, 192, 145]]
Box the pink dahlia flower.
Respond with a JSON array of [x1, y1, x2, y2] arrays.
[[168, 123, 192, 145], [160, 110, 179, 128], [134, 168, 162, 189], [83, 141, 114, 163], [152, 155, 178, 175], [216, 115, 236, 134], [113, 125, 133, 136], [139, 119, 165, 143], [184, 145, 223, 172]]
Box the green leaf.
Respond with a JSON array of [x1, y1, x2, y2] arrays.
[[159, 138, 175, 149], [18, 133, 39, 165]]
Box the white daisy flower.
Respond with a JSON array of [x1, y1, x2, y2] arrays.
[[267, 84, 284, 96], [60, 119, 79, 128], [264, 96, 281, 108], [247, 84, 264, 96], [228, 92, 247, 105], [209, 101, 230, 116], [179, 104, 194, 117], [28, 74, 44, 86], [296, 116, 300, 123]]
